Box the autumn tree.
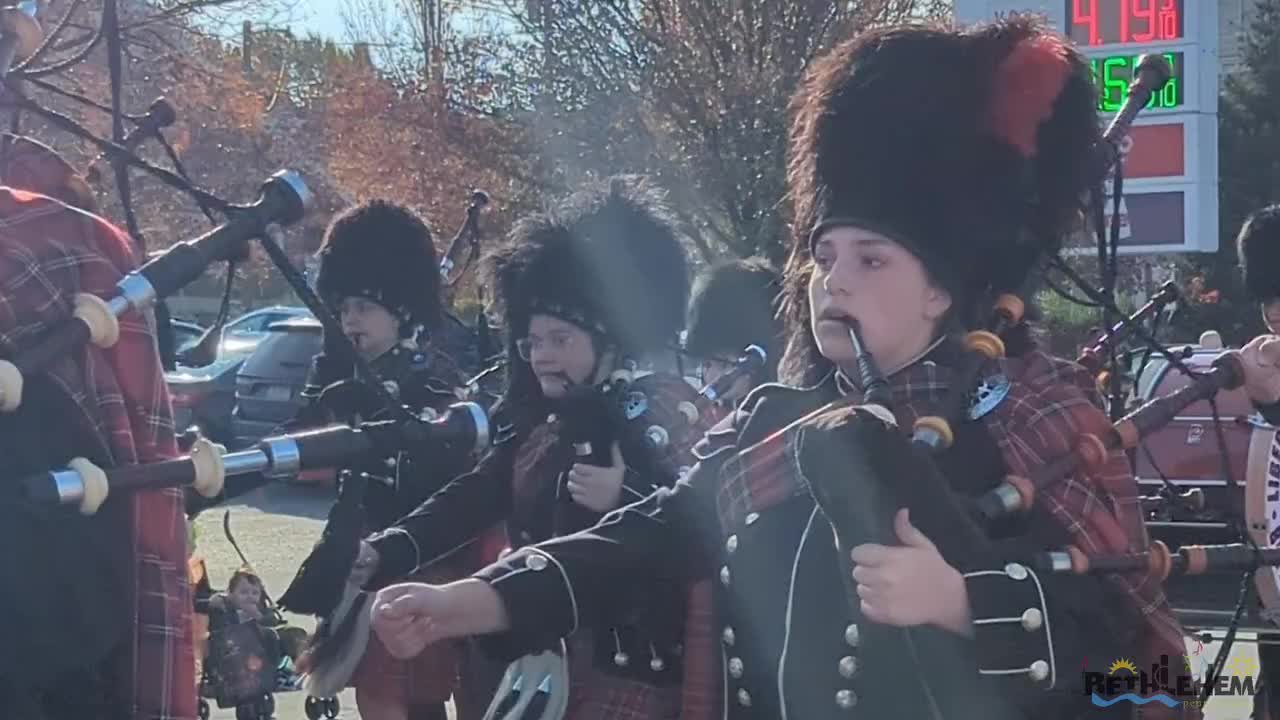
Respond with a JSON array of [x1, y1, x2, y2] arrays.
[[478, 0, 944, 265]]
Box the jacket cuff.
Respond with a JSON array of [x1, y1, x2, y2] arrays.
[[471, 548, 580, 662], [365, 527, 420, 587], [963, 561, 1055, 691]]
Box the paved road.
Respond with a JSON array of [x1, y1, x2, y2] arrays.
[[190, 480, 1261, 720]]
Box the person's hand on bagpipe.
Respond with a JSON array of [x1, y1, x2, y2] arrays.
[[566, 441, 626, 513], [556, 379, 625, 467], [850, 507, 972, 635]]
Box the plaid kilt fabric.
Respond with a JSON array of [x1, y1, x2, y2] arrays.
[[0, 189, 192, 720], [711, 349, 1196, 720]]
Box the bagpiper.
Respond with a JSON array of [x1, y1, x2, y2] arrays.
[[356, 176, 721, 719], [277, 199, 486, 720], [363, 16, 1256, 720]]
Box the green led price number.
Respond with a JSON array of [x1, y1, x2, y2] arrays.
[[1089, 52, 1182, 112]]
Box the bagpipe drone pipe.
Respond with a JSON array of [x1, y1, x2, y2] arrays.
[[16, 399, 490, 518], [440, 189, 490, 288], [0, 169, 312, 412], [640, 344, 766, 452]]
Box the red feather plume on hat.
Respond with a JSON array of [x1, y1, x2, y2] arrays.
[[984, 34, 1074, 159]]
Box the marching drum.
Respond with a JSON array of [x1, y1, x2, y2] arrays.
[[1133, 340, 1280, 634]]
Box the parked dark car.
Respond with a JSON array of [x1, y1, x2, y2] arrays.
[[231, 317, 324, 447], [166, 355, 244, 445]]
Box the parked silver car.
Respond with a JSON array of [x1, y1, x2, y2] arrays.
[[230, 317, 324, 447], [219, 306, 312, 358]]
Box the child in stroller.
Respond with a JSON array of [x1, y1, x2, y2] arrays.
[[194, 568, 320, 719]]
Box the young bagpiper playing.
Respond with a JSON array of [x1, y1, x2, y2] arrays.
[[282, 200, 481, 720], [363, 16, 1280, 720], [355, 176, 720, 719]]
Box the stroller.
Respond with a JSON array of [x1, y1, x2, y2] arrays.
[[198, 611, 279, 720], [190, 512, 341, 719], [196, 586, 340, 720]]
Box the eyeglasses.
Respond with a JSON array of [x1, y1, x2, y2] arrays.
[[516, 334, 578, 361]]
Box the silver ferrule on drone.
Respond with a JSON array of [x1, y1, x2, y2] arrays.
[[259, 436, 302, 477], [52, 468, 85, 504], [110, 272, 159, 317]]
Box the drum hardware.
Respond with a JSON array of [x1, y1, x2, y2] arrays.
[[1141, 488, 1207, 519]]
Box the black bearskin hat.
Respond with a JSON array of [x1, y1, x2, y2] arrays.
[[780, 15, 1100, 383], [315, 199, 442, 333], [685, 257, 783, 379], [485, 175, 689, 357], [1238, 205, 1280, 302]]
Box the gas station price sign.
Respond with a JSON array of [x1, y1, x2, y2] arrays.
[[1066, 0, 1183, 47], [1090, 51, 1183, 111], [952, 0, 1218, 254]]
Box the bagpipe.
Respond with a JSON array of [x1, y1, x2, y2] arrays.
[[552, 356, 714, 531], [441, 189, 491, 287], [556, 344, 766, 498], [642, 344, 766, 452], [17, 399, 490, 515], [783, 51, 1280, 712], [0, 169, 310, 412], [485, 356, 734, 720]]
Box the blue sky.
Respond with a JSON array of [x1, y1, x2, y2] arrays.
[[289, 0, 348, 40]]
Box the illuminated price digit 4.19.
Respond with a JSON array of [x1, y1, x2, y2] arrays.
[[1069, 0, 1182, 45]]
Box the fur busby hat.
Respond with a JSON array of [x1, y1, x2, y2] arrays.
[[1238, 205, 1280, 302], [315, 199, 442, 335], [685, 257, 783, 379], [483, 175, 690, 383], [781, 15, 1100, 382]]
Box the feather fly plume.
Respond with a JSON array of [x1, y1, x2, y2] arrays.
[[983, 35, 1073, 159]]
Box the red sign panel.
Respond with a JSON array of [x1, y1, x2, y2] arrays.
[[1120, 123, 1185, 178]]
